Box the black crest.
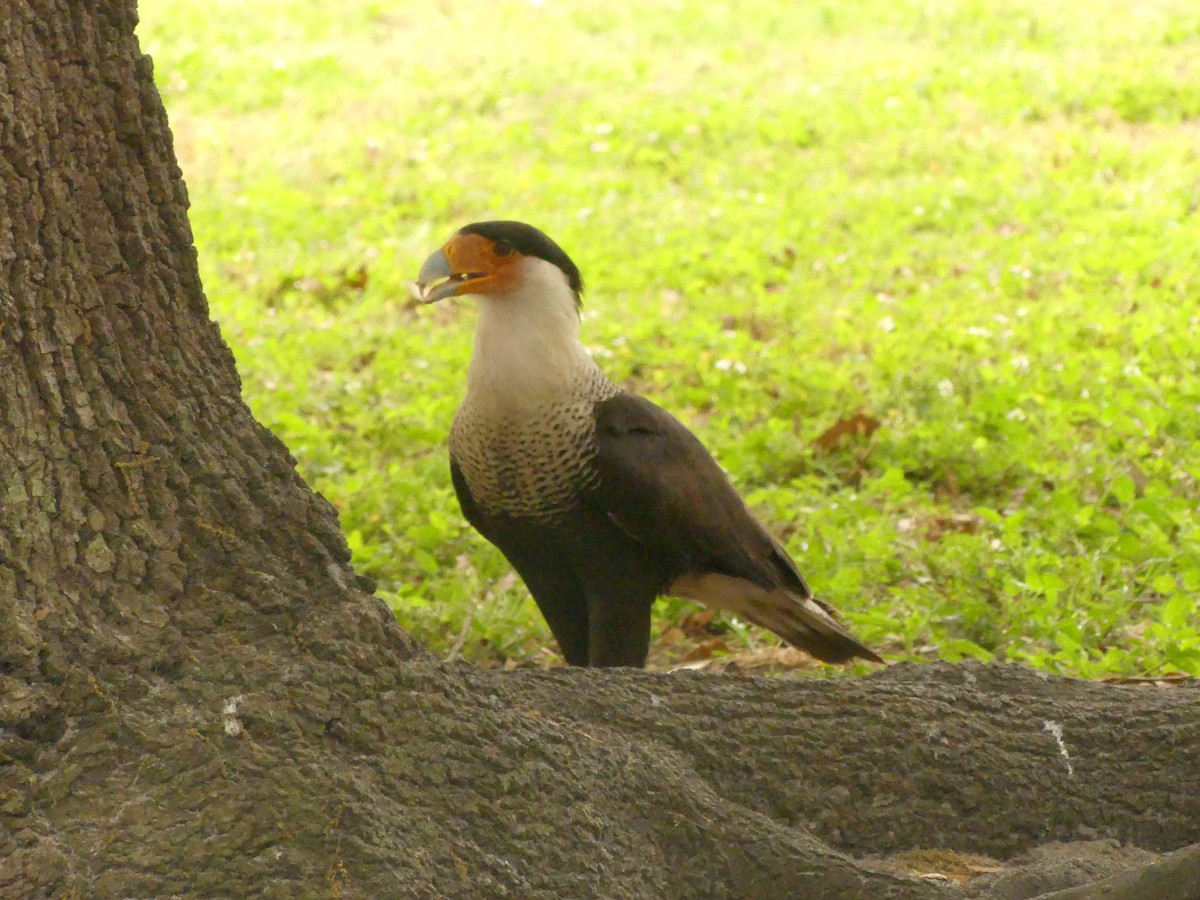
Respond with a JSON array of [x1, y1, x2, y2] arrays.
[[459, 221, 584, 298]]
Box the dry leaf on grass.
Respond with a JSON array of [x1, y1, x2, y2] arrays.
[[658, 626, 687, 647], [678, 609, 716, 638], [679, 638, 729, 662], [813, 413, 881, 452]]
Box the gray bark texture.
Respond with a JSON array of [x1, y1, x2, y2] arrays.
[[1, 1, 1198, 898]]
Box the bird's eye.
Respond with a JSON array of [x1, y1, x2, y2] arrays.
[[493, 240, 514, 258]]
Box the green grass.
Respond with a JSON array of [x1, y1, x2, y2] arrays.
[[137, 0, 1200, 676]]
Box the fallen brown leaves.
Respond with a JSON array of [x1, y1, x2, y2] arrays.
[[812, 413, 881, 452]]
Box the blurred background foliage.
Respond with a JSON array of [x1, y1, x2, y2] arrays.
[[138, 0, 1200, 676]]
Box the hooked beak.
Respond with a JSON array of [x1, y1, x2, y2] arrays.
[[414, 246, 484, 304]]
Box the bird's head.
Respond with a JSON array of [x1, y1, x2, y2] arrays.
[[415, 221, 583, 311]]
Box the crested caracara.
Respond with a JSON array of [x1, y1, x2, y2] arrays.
[[416, 221, 882, 668]]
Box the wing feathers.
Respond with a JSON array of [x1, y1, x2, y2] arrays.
[[592, 392, 881, 665], [591, 393, 787, 588]]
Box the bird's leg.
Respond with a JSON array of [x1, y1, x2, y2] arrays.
[[514, 565, 591, 666], [583, 582, 654, 668], [540, 604, 590, 667]]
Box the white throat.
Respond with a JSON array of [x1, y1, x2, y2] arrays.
[[465, 257, 600, 409]]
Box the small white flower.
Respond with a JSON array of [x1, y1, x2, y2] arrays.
[[1006, 408, 1027, 421], [1011, 355, 1030, 371], [714, 359, 747, 374], [966, 326, 991, 338], [878, 316, 896, 333], [937, 379, 955, 397]]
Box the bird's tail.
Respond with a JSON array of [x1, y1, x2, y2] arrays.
[[668, 572, 882, 664], [740, 590, 883, 665]]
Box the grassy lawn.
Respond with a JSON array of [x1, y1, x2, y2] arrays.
[[137, 0, 1200, 677]]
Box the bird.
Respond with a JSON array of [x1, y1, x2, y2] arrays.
[[415, 221, 882, 668]]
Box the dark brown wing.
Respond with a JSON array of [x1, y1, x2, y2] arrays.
[[588, 392, 808, 595], [588, 392, 882, 665]]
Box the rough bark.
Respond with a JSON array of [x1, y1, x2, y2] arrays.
[[1, 1, 1197, 898], [1033, 842, 1200, 900]]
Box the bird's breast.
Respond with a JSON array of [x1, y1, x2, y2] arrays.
[[450, 395, 604, 522]]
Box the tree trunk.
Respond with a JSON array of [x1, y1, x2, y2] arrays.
[[0, 2, 1196, 898]]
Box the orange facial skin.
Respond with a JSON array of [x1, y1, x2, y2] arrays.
[[417, 232, 524, 303]]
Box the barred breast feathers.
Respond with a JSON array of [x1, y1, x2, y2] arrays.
[[451, 265, 619, 520]]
